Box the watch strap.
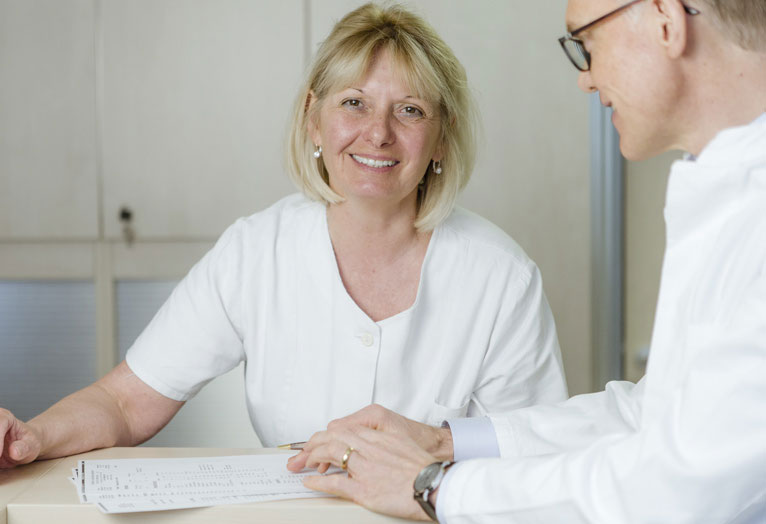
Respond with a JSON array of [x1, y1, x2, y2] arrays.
[[413, 461, 454, 522]]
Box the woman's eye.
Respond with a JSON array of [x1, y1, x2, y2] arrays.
[[341, 99, 363, 109], [402, 105, 424, 117]]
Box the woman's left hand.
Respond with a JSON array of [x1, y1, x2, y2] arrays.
[[288, 426, 436, 521]]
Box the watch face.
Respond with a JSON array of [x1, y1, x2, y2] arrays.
[[414, 462, 444, 492]]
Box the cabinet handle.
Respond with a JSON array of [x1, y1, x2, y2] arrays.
[[119, 206, 135, 246]]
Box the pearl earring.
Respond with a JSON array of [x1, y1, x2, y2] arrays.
[[432, 160, 442, 175], [313, 145, 322, 159]]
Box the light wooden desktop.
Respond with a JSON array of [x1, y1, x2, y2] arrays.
[[0, 448, 415, 524]]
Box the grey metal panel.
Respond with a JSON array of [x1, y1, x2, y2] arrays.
[[115, 280, 178, 361], [589, 93, 624, 388], [0, 281, 97, 421]]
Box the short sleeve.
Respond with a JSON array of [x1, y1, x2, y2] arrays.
[[125, 220, 247, 401]]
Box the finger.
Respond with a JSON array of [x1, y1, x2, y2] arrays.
[[286, 429, 337, 471], [0, 414, 14, 457], [286, 450, 308, 472], [305, 439, 351, 470], [328, 404, 385, 432], [303, 471, 357, 500], [9, 440, 34, 464], [286, 451, 331, 475]]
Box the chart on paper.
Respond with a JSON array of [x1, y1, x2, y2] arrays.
[[69, 453, 337, 513]]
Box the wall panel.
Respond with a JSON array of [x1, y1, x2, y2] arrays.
[[0, 0, 99, 239]]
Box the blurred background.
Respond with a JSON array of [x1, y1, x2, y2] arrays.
[[0, 0, 677, 447]]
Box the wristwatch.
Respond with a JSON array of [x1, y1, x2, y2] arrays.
[[413, 460, 454, 521]]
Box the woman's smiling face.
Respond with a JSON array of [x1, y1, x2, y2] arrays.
[[309, 48, 443, 210]]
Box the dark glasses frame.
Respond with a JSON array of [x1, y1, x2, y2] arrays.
[[558, 0, 701, 72]]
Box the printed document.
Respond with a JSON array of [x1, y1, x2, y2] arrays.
[[69, 453, 334, 513]]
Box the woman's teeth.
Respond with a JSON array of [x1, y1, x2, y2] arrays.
[[352, 155, 397, 168]]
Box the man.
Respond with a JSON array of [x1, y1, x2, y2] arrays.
[[287, 0, 766, 521]]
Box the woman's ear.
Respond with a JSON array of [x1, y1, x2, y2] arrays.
[[652, 0, 690, 60]]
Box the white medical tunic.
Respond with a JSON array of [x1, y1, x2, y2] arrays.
[[126, 194, 567, 446], [439, 114, 766, 523]]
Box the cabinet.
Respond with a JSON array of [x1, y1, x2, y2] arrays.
[[101, 0, 301, 239], [0, 0, 99, 240]]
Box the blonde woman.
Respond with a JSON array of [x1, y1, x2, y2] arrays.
[[0, 3, 566, 468]]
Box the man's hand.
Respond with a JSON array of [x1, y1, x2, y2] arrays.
[[0, 408, 42, 469], [287, 404, 453, 473], [293, 425, 438, 521]]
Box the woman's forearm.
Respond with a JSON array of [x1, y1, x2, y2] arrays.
[[29, 360, 183, 460], [29, 382, 134, 460]]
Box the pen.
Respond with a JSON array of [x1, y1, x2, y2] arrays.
[[277, 441, 307, 450]]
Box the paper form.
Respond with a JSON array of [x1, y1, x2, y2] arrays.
[[70, 454, 336, 514]]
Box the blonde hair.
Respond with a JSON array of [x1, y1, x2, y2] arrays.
[[691, 0, 766, 51], [286, 2, 478, 232]]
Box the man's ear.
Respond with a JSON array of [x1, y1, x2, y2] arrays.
[[652, 0, 689, 59], [306, 90, 321, 145]]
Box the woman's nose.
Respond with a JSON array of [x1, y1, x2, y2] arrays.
[[364, 111, 395, 148]]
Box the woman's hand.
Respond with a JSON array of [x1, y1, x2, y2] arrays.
[[295, 425, 437, 521], [0, 408, 42, 469]]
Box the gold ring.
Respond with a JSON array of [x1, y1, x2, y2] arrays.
[[341, 446, 355, 471]]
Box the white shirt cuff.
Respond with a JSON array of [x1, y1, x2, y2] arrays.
[[434, 461, 463, 524], [445, 416, 501, 461]]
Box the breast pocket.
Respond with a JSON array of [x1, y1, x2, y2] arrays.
[[426, 399, 469, 426]]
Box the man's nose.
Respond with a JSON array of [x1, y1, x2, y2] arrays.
[[577, 70, 597, 93]]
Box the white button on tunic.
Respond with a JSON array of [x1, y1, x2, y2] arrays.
[[126, 193, 567, 447], [359, 333, 374, 347]]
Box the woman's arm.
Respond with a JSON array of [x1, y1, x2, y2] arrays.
[[0, 360, 183, 468]]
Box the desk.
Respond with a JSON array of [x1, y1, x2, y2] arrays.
[[0, 448, 414, 523]]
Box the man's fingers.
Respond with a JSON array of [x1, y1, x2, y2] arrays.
[[303, 471, 357, 500], [285, 451, 332, 474], [286, 450, 308, 472], [305, 439, 352, 470], [327, 404, 389, 432]]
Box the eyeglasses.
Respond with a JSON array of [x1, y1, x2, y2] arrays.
[[558, 0, 701, 71]]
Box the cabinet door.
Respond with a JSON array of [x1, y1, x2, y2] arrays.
[[310, 1, 592, 394], [0, 0, 99, 240], [101, 0, 304, 240]]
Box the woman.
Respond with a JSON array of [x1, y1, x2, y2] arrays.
[[0, 3, 565, 467]]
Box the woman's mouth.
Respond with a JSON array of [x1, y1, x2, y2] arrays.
[[351, 154, 398, 168]]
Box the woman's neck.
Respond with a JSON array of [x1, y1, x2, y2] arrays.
[[326, 198, 424, 262]]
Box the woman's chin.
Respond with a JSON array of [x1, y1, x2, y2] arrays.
[[340, 186, 417, 208]]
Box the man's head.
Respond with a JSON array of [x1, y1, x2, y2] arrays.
[[692, 0, 766, 52], [562, 0, 766, 160]]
